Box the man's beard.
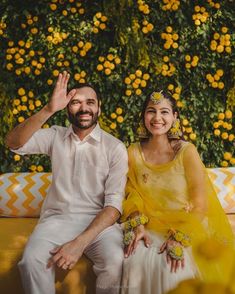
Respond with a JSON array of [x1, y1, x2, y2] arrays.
[[68, 110, 99, 130]]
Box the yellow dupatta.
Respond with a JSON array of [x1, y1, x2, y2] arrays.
[[121, 142, 235, 285]]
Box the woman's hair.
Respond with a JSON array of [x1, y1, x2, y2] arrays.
[[140, 89, 184, 140]]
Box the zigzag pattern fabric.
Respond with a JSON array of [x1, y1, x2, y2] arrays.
[[0, 168, 234, 217], [0, 173, 52, 217], [207, 167, 235, 214]]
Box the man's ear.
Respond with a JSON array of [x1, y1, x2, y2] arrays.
[[174, 111, 178, 119], [98, 106, 101, 117]]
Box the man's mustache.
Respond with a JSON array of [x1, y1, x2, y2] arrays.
[[75, 111, 93, 118]]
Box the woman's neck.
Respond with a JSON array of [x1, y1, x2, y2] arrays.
[[147, 135, 172, 154]]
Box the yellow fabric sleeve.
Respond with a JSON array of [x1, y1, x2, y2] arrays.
[[121, 146, 144, 221]]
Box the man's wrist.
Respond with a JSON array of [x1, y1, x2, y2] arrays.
[[43, 104, 57, 116], [74, 233, 91, 250]]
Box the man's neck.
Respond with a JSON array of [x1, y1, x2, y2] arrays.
[[72, 124, 97, 141]]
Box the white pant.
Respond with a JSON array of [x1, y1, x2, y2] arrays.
[[18, 216, 124, 294]]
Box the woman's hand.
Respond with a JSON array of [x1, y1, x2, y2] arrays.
[[124, 225, 151, 258], [159, 239, 185, 273]]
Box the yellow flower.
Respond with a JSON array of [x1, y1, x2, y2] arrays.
[[30, 165, 37, 171], [13, 99, 21, 106], [125, 90, 132, 96], [174, 231, 184, 242], [214, 129, 220, 136], [218, 113, 225, 120], [50, 4, 57, 11], [213, 122, 219, 129], [130, 219, 137, 227], [99, 23, 106, 30], [163, 56, 169, 62], [216, 69, 224, 77], [221, 132, 228, 140], [135, 69, 142, 77], [14, 154, 21, 161], [18, 88, 26, 96], [153, 92, 161, 100], [143, 73, 150, 80], [95, 12, 102, 19], [110, 113, 117, 119], [218, 82, 224, 89], [104, 68, 111, 75], [53, 69, 59, 77], [189, 133, 196, 140], [37, 165, 44, 172], [18, 116, 25, 123], [221, 26, 228, 34], [221, 161, 228, 167], [117, 116, 124, 123], [114, 57, 121, 64], [135, 89, 142, 95], [166, 26, 173, 33], [110, 122, 116, 129], [29, 104, 35, 110], [228, 134, 234, 142], [223, 152, 232, 161], [172, 246, 183, 257], [168, 84, 174, 91], [116, 107, 123, 115], [47, 79, 53, 85], [217, 45, 224, 53], [79, 8, 85, 14], [230, 158, 235, 165], [225, 110, 232, 119], [35, 100, 42, 107]]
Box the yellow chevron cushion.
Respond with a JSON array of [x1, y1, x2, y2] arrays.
[[207, 167, 235, 214], [0, 173, 52, 217], [0, 169, 235, 216]]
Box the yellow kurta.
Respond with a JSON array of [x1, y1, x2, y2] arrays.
[[122, 142, 235, 291]]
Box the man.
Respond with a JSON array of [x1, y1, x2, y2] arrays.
[[6, 71, 128, 294]]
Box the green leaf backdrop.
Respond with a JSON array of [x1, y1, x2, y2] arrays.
[[0, 0, 234, 173]]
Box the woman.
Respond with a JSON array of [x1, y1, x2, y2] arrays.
[[121, 90, 234, 294]]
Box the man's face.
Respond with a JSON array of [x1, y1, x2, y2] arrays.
[[67, 87, 100, 130]]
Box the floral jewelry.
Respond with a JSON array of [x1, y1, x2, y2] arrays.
[[167, 244, 184, 260], [123, 230, 135, 246], [167, 118, 182, 139], [122, 214, 149, 246], [167, 229, 191, 247], [124, 214, 149, 231], [137, 120, 149, 138], [150, 91, 165, 104]]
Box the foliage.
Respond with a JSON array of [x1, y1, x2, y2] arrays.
[[0, 0, 234, 172]]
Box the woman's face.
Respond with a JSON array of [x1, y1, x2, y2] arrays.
[[144, 98, 177, 137]]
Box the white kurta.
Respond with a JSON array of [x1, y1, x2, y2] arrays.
[[12, 123, 128, 294]]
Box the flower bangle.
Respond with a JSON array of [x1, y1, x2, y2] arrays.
[[168, 229, 191, 247], [124, 214, 149, 231], [122, 214, 149, 246], [123, 230, 135, 246]]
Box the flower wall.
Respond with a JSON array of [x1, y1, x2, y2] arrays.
[[0, 0, 234, 172]]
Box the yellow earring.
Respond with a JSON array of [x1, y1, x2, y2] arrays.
[[168, 119, 182, 139]]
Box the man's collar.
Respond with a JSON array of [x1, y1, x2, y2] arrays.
[[63, 123, 101, 142]]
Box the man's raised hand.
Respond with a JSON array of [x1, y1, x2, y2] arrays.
[[47, 71, 76, 114]]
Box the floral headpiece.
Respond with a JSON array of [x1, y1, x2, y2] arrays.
[[150, 91, 165, 104]]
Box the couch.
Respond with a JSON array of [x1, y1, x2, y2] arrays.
[[0, 168, 235, 294]]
